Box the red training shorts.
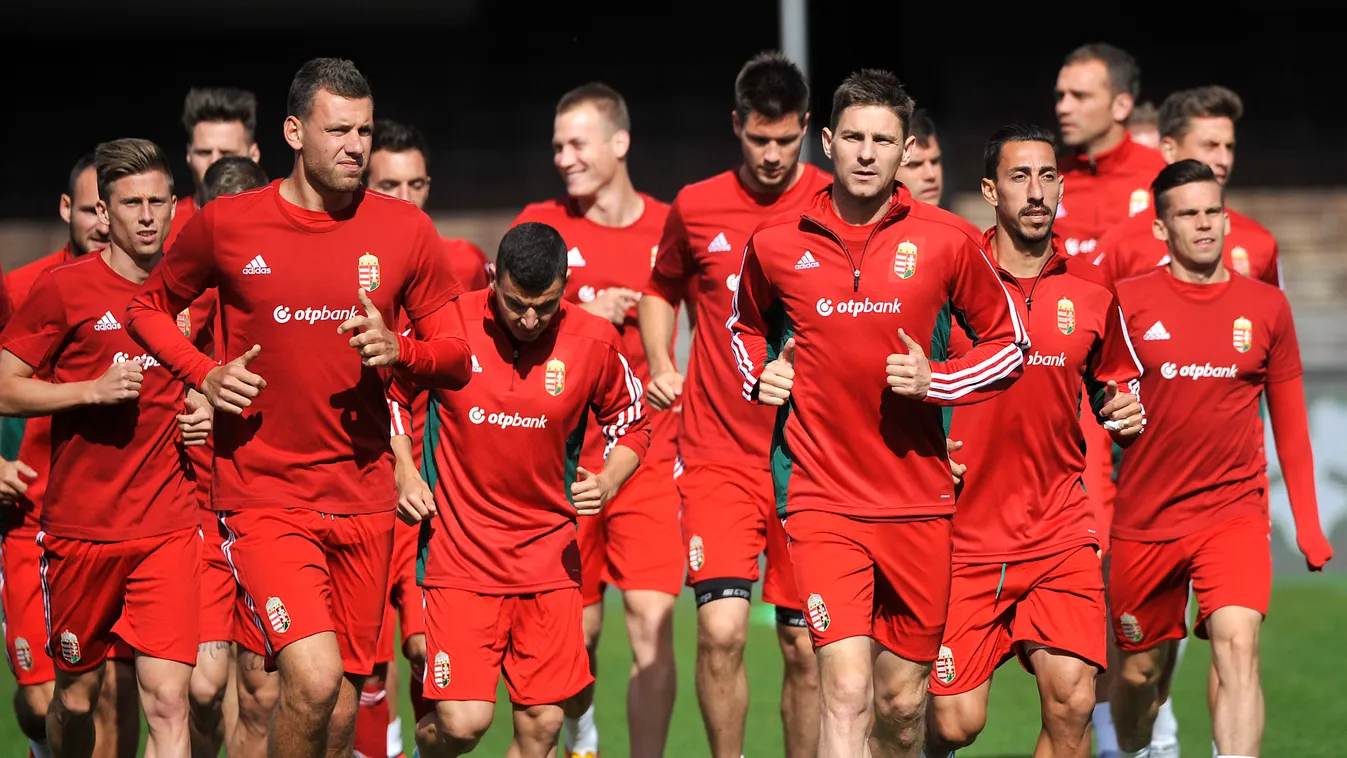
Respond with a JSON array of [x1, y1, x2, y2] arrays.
[[421, 586, 592, 706], [220, 508, 394, 676], [2, 529, 54, 685], [376, 516, 424, 663], [929, 545, 1106, 696], [784, 511, 951, 662], [677, 462, 799, 609], [37, 526, 201, 673], [199, 512, 237, 644], [1108, 513, 1271, 652], [576, 457, 684, 606]]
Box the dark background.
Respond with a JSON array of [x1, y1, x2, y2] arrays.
[[2, 0, 1342, 218]]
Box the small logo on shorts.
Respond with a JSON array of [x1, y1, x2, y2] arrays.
[[1119, 612, 1144, 643], [13, 638, 33, 671], [59, 631, 80, 664], [687, 536, 705, 572], [433, 651, 451, 688], [806, 593, 830, 633], [935, 645, 956, 684], [266, 597, 292, 634]]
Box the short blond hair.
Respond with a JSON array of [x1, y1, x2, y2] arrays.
[[557, 82, 631, 133], [95, 138, 174, 201]]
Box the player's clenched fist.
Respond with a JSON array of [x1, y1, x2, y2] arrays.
[[570, 466, 616, 516], [885, 328, 931, 400], [1099, 380, 1146, 439], [90, 357, 144, 404], [0, 458, 36, 503], [202, 344, 266, 415], [646, 370, 684, 411], [176, 390, 213, 447], [339, 288, 400, 367], [756, 337, 796, 406], [396, 460, 436, 526]]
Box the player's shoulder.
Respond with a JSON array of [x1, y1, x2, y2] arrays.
[[1233, 268, 1290, 306], [1227, 209, 1277, 245], [672, 169, 740, 210], [443, 236, 488, 261], [1099, 211, 1153, 245], [9, 248, 71, 284], [638, 192, 671, 226], [1061, 254, 1116, 297], [360, 188, 434, 223], [556, 301, 624, 347], [512, 197, 574, 227], [1112, 267, 1168, 300], [902, 201, 984, 247]]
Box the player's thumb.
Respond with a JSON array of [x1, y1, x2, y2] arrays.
[[576, 466, 592, 482], [358, 287, 378, 315], [236, 344, 262, 366], [898, 328, 923, 354], [781, 337, 796, 363]]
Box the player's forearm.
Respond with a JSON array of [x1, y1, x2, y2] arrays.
[[0, 376, 100, 417], [638, 295, 678, 376], [1267, 377, 1324, 536], [925, 342, 1025, 406], [396, 333, 471, 390], [126, 302, 217, 388], [600, 444, 642, 492], [391, 433, 417, 471]]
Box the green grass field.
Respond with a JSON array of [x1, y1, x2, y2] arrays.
[[3, 579, 1344, 756]]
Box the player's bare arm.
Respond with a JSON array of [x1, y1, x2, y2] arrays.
[[338, 288, 400, 367], [0, 457, 36, 503], [200, 343, 265, 415], [637, 293, 683, 410], [885, 328, 932, 399], [755, 336, 795, 406], [0, 348, 142, 416], [176, 388, 213, 447], [570, 445, 639, 517], [391, 433, 435, 525]]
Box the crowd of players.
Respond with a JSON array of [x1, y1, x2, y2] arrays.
[[0, 40, 1329, 758]]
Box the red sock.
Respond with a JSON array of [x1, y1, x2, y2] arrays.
[[355, 679, 390, 758], [409, 659, 433, 722]]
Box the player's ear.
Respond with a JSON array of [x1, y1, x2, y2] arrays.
[[1112, 92, 1136, 126], [731, 110, 743, 138], [283, 115, 304, 151], [1223, 211, 1231, 236], [820, 127, 833, 161], [1151, 217, 1169, 243], [611, 129, 631, 161], [95, 198, 110, 228], [249, 142, 261, 163], [59, 193, 73, 224], [980, 177, 998, 208], [1159, 137, 1178, 164], [901, 134, 917, 167]]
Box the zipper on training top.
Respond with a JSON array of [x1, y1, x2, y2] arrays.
[[1008, 252, 1059, 312], [802, 214, 890, 293]]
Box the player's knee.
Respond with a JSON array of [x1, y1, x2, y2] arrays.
[[1116, 650, 1166, 692], [820, 669, 872, 724], [515, 704, 564, 745], [403, 633, 427, 666], [1042, 678, 1096, 734], [278, 656, 343, 713], [54, 672, 103, 720], [16, 683, 52, 722], [929, 695, 987, 748], [1208, 623, 1259, 676], [426, 701, 493, 749], [695, 588, 750, 668], [142, 677, 190, 725]]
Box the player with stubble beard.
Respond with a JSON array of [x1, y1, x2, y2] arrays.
[[167, 87, 262, 248]]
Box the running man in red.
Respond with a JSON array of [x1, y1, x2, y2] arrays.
[[357, 115, 492, 758], [389, 222, 650, 758], [923, 125, 1145, 758], [124, 58, 473, 758], [0, 138, 205, 757], [511, 82, 678, 758], [729, 69, 1030, 758], [1096, 86, 1280, 287], [166, 87, 261, 248], [1107, 160, 1333, 758], [640, 51, 827, 758]]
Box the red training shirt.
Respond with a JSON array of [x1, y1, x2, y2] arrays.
[[0, 253, 197, 541], [510, 195, 674, 469], [729, 184, 1030, 519], [164, 196, 197, 250], [949, 229, 1142, 562], [1113, 269, 1303, 540], [647, 164, 831, 469], [124, 181, 471, 514], [444, 237, 491, 293], [1095, 205, 1280, 287], [388, 291, 651, 593], [1054, 135, 1166, 259]]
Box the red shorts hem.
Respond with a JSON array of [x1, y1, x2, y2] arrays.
[[578, 459, 684, 605]]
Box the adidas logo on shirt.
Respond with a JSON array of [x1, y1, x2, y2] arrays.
[[795, 251, 820, 270], [1143, 321, 1171, 341], [567, 247, 586, 267], [707, 232, 732, 253], [94, 311, 122, 331], [242, 255, 272, 275]]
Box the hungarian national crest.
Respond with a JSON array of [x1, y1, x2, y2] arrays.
[[894, 241, 918, 280], [1232, 317, 1253, 353], [1231, 246, 1250, 276], [687, 536, 705, 571], [545, 358, 566, 396], [1128, 188, 1150, 216], [266, 596, 292, 634], [1119, 612, 1144, 643], [433, 651, 452, 688], [806, 593, 830, 632], [59, 631, 80, 664], [358, 253, 381, 292], [176, 308, 191, 338], [935, 645, 956, 684], [1056, 297, 1076, 335]]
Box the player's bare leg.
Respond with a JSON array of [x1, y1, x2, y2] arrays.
[[404, 633, 431, 722], [134, 654, 193, 757], [871, 647, 933, 758], [1206, 606, 1263, 756], [562, 600, 602, 756], [189, 641, 232, 758], [1110, 640, 1178, 754], [415, 700, 494, 756], [1027, 646, 1097, 758], [14, 681, 54, 755], [92, 659, 139, 758], [507, 704, 566, 758], [330, 674, 368, 757], [230, 649, 278, 758], [48, 665, 105, 758], [694, 595, 751, 757], [776, 621, 821, 758], [222, 646, 239, 748], [623, 589, 677, 757], [814, 636, 874, 758], [925, 679, 993, 754], [266, 631, 350, 757]]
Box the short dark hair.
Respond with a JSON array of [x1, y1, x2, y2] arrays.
[[984, 124, 1057, 179], [734, 51, 809, 124], [1152, 158, 1220, 217], [66, 152, 96, 199], [202, 157, 269, 205], [1128, 100, 1159, 128], [181, 87, 258, 142], [1158, 86, 1244, 141], [497, 222, 569, 292], [287, 57, 373, 120], [1063, 42, 1141, 99], [910, 109, 937, 147], [372, 119, 429, 164], [557, 82, 631, 133], [829, 69, 915, 133], [94, 138, 174, 201]]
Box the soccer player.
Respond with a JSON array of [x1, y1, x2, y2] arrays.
[[893, 108, 943, 206], [0, 137, 204, 757], [639, 50, 827, 758], [1097, 86, 1279, 286], [123, 58, 473, 758], [1107, 159, 1333, 758], [388, 221, 651, 758], [728, 69, 1029, 758], [511, 82, 678, 758], [922, 124, 1145, 758], [167, 86, 261, 247], [1127, 101, 1161, 150]]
